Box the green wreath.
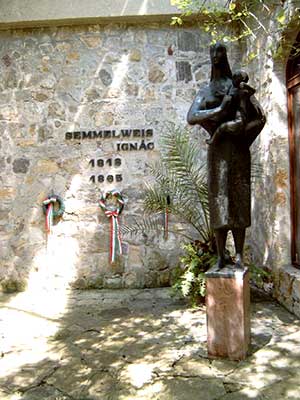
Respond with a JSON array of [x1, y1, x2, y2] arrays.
[[42, 194, 65, 217], [99, 189, 124, 215]]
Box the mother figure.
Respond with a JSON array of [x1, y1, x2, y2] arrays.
[[187, 43, 266, 269]]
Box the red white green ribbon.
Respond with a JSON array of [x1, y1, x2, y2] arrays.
[[99, 189, 125, 264], [164, 195, 171, 240], [43, 198, 56, 234], [164, 208, 169, 240], [106, 210, 122, 263]]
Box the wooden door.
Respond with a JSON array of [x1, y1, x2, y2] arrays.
[[287, 36, 300, 266]]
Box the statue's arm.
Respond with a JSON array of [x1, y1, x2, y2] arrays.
[[217, 111, 244, 135], [240, 82, 256, 97], [187, 93, 231, 125]]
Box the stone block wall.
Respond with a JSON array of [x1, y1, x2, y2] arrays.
[[242, 3, 300, 316], [0, 23, 241, 291], [6, 6, 300, 315], [2, 8, 299, 323]]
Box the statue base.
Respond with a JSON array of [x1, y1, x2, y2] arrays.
[[205, 265, 250, 360]]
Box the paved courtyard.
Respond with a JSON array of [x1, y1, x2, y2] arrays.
[[0, 287, 300, 400]]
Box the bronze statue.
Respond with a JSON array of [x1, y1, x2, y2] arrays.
[[187, 43, 266, 269]]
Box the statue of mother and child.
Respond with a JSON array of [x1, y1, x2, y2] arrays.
[[187, 43, 266, 270]]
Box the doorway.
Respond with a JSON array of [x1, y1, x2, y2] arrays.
[[287, 32, 300, 267]]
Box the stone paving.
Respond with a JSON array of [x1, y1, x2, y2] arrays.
[[0, 287, 300, 400]]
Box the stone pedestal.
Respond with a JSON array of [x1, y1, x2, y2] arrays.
[[205, 266, 250, 360]]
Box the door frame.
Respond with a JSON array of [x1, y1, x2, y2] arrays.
[[287, 51, 300, 267]]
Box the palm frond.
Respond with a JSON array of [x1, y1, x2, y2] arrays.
[[121, 214, 163, 236], [140, 128, 214, 243], [160, 129, 212, 238], [160, 129, 211, 228], [128, 128, 260, 245], [121, 214, 194, 241]]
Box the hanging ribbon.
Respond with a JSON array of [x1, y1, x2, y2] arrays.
[[106, 210, 122, 263], [45, 200, 54, 234], [42, 195, 65, 235], [164, 208, 168, 240], [43, 198, 56, 234], [99, 190, 125, 264], [164, 195, 171, 240]]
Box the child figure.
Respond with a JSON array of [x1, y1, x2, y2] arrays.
[[206, 70, 256, 145]]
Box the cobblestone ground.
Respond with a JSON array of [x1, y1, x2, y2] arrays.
[[0, 288, 300, 400]]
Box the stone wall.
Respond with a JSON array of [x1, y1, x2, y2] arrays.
[[4, 3, 299, 315], [243, 2, 300, 316], [245, 30, 291, 271], [0, 23, 240, 292]]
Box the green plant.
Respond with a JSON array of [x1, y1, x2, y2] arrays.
[[123, 128, 216, 304], [171, 0, 300, 62], [248, 263, 271, 289], [146, 129, 212, 242], [242, 245, 272, 289], [123, 128, 214, 244], [172, 241, 217, 306]]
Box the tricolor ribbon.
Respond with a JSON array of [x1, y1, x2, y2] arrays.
[[164, 208, 169, 240], [164, 195, 171, 240], [43, 198, 56, 234], [105, 210, 122, 263]]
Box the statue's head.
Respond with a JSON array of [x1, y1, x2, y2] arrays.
[[210, 42, 227, 66], [232, 70, 249, 87], [209, 42, 232, 81]]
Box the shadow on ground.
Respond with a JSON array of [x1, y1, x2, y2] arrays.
[[0, 288, 300, 400]]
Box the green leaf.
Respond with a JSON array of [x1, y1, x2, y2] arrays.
[[171, 16, 183, 25], [229, 3, 236, 11], [277, 10, 286, 25], [248, 51, 258, 61]]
